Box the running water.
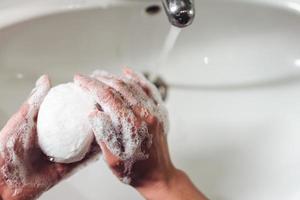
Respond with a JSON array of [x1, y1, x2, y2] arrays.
[[157, 26, 182, 70]]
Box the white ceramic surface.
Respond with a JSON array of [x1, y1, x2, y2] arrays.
[[0, 0, 300, 200]]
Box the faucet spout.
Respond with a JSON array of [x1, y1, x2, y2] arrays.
[[162, 0, 195, 28]]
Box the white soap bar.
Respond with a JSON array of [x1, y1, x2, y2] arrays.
[[37, 83, 96, 163]]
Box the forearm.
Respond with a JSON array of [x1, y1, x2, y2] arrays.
[[136, 169, 208, 200], [0, 183, 42, 200]]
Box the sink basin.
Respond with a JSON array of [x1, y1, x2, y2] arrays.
[[0, 0, 300, 199]]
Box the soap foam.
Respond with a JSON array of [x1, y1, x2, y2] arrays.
[[88, 70, 169, 183], [122, 69, 169, 134], [0, 75, 53, 196], [0, 70, 169, 189]]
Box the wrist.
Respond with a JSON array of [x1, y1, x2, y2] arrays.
[[136, 168, 208, 200], [135, 168, 180, 200], [0, 185, 40, 200], [0, 182, 8, 200]]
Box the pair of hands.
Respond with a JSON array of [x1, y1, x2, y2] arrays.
[[0, 69, 176, 200]]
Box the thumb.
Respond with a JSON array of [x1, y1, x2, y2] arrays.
[[0, 75, 51, 155], [88, 110, 130, 179], [99, 141, 132, 184], [98, 141, 122, 169], [89, 110, 123, 158]]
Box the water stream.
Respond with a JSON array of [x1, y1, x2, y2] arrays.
[[157, 26, 182, 71]]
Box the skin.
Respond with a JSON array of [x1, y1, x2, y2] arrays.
[[0, 75, 99, 200], [0, 69, 208, 200], [75, 69, 208, 200]]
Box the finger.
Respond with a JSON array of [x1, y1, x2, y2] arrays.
[[99, 141, 122, 170], [90, 71, 160, 155], [22, 140, 101, 196], [89, 109, 147, 185], [0, 75, 51, 140], [91, 70, 157, 125], [98, 141, 132, 184], [74, 74, 140, 160], [123, 67, 163, 104], [89, 109, 124, 156], [27, 75, 51, 116], [0, 75, 51, 149], [123, 69, 169, 133], [74, 74, 128, 118], [121, 77, 158, 124], [89, 107, 153, 182], [91, 70, 151, 105], [89, 109, 151, 161], [91, 70, 138, 106], [0, 75, 51, 187], [52, 141, 101, 180], [92, 70, 168, 145], [23, 75, 51, 150]]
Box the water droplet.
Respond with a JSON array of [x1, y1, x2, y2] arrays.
[[48, 157, 55, 162]]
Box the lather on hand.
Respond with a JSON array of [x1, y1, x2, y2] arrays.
[[0, 75, 99, 200], [75, 68, 208, 200], [0, 69, 208, 200]]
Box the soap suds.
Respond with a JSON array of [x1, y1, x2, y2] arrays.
[[92, 69, 169, 134], [122, 68, 169, 134], [0, 69, 169, 191], [0, 75, 52, 196], [78, 75, 146, 161], [78, 69, 169, 183]]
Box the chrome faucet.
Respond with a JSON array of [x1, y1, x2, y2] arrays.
[[162, 0, 195, 28]]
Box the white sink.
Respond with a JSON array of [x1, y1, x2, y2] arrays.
[[0, 0, 300, 199]]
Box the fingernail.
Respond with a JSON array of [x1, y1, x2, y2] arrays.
[[35, 74, 50, 87], [74, 74, 92, 86], [88, 110, 104, 141], [27, 75, 51, 106], [91, 70, 111, 78], [73, 74, 83, 82], [123, 67, 132, 75]]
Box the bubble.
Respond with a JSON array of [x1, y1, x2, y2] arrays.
[[48, 157, 55, 162]]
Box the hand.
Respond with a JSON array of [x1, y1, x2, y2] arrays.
[[74, 68, 173, 186], [0, 75, 99, 200], [75, 68, 208, 200]]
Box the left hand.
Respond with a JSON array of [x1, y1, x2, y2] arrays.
[[0, 75, 99, 200]]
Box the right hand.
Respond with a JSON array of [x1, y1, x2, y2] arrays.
[[76, 69, 208, 200], [75, 69, 206, 200], [74, 68, 175, 187]]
